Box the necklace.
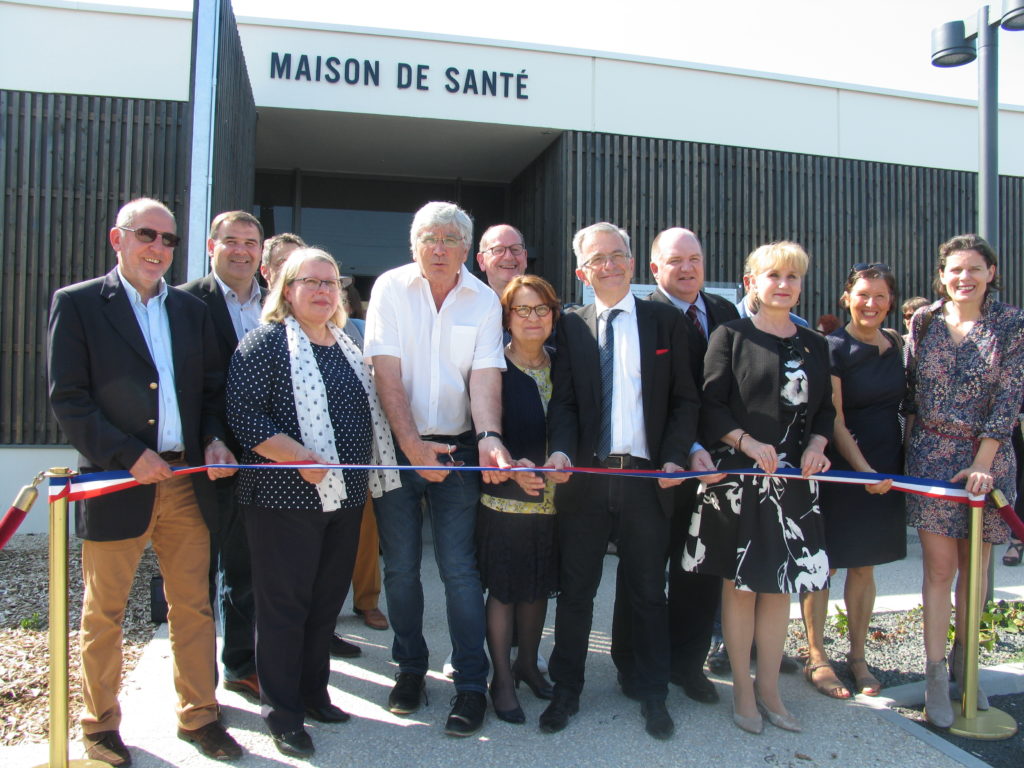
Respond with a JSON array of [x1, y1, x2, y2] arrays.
[[506, 343, 549, 370]]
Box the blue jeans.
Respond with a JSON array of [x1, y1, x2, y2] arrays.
[[373, 439, 488, 692]]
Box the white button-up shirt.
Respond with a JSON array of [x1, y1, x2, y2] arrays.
[[213, 272, 262, 341], [117, 267, 184, 452], [364, 263, 505, 436], [595, 291, 649, 460]]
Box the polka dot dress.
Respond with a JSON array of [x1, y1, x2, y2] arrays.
[[227, 323, 371, 511]]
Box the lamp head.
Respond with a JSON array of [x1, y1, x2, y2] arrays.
[[1002, 0, 1024, 31], [931, 20, 976, 67]]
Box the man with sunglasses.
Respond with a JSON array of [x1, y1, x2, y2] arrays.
[[476, 224, 528, 296], [47, 198, 243, 765], [180, 211, 266, 702], [539, 222, 699, 740]]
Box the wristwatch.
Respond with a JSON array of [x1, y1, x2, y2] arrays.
[[475, 431, 503, 443]]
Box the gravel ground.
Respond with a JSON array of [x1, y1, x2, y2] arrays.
[[0, 533, 159, 746]]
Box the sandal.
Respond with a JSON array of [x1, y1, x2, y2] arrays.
[[845, 654, 882, 696], [1002, 539, 1024, 566], [803, 661, 851, 699]]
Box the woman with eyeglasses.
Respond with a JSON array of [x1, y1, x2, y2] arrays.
[[683, 241, 833, 735], [799, 265, 906, 701], [475, 274, 560, 723], [227, 248, 400, 757], [904, 234, 1024, 728]]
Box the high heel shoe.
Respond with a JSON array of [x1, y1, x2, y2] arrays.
[[488, 686, 525, 724], [512, 663, 553, 700], [731, 707, 763, 735], [755, 695, 802, 732], [925, 659, 954, 728]]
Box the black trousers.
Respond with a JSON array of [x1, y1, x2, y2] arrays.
[[611, 479, 720, 680], [245, 502, 362, 735], [549, 473, 670, 701]]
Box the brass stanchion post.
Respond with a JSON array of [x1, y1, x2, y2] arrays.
[[949, 492, 1017, 739], [32, 467, 109, 768]]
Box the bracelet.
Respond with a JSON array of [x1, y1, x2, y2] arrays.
[[736, 432, 748, 452], [475, 430, 503, 443]]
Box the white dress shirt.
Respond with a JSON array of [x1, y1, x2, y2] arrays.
[[116, 268, 184, 452], [596, 291, 649, 459], [364, 263, 505, 436], [213, 272, 262, 341]]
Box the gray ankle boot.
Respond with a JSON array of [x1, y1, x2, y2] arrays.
[[948, 642, 989, 711], [925, 659, 954, 728]]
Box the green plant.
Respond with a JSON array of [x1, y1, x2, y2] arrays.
[[952, 600, 1024, 651], [830, 604, 849, 638], [19, 612, 43, 630]]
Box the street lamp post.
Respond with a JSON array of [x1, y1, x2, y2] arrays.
[[931, 0, 1024, 253]]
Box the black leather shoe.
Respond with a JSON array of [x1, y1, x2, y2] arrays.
[[707, 638, 731, 675], [272, 729, 315, 758], [177, 721, 243, 760], [388, 672, 426, 714], [83, 730, 132, 767], [305, 703, 350, 723], [671, 669, 719, 704], [616, 671, 641, 701], [640, 699, 675, 740], [538, 689, 579, 734], [445, 691, 487, 736], [489, 686, 525, 724], [329, 634, 362, 658]]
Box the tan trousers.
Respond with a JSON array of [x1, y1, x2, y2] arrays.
[[351, 496, 381, 612], [80, 473, 218, 734]]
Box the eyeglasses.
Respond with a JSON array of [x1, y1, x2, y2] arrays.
[[418, 234, 464, 249], [581, 252, 631, 271], [484, 243, 525, 258], [290, 276, 344, 291], [510, 304, 553, 318], [848, 262, 891, 279], [119, 226, 180, 248]]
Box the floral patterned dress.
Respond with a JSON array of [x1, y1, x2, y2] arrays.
[[905, 298, 1024, 543], [682, 336, 830, 594]]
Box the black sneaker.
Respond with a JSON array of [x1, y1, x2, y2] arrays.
[[388, 672, 426, 715], [444, 691, 487, 737]]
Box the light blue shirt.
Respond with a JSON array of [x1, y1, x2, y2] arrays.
[[213, 272, 262, 341], [117, 268, 184, 452], [735, 296, 809, 327]]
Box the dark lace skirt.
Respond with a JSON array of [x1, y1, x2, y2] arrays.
[[476, 502, 559, 604]]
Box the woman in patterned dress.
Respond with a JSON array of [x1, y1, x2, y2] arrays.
[[476, 275, 559, 723], [905, 234, 1024, 728], [683, 241, 833, 735], [227, 248, 399, 757]]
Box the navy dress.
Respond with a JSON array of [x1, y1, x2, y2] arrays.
[[820, 328, 906, 568]]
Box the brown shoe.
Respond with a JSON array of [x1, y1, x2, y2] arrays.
[[83, 730, 132, 767], [223, 673, 260, 700], [177, 721, 243, 761], [355, 606, 390, 631]]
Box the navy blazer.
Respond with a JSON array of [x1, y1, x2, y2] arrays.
[[47, 269, 224, 541], [547, 298, 700, 517]]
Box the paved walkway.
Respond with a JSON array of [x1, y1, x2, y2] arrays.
[[5, 528, 1024, 768]]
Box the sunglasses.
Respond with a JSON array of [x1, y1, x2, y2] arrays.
[[848, 262, 891, 280], [119, 226, 181, 248]]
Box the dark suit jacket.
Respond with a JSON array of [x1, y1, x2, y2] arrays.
[[179, 272, 266, 456], [700, 317, 834, 449], [647, 288, 740, 389], [47, 269, 225, 541], [547, 298, 700, 516]]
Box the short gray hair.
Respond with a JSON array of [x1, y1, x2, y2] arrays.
[[572, 222, 631, 268], [410, 202, 473, 253], [262, 232, 306, 268], [116, 198, 174, 228]]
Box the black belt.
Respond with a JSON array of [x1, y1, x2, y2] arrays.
[[420, 431, 473, 444], [596, 454, 651, 470], [158, 450, 185, 463]]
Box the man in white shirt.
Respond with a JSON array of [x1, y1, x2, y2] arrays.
[[364, 201, 512, 737], [539, 223, 699, 740]]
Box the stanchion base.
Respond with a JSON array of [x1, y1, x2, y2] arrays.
[[32, 760, 112, 768], [949, 706, 1018, 740]]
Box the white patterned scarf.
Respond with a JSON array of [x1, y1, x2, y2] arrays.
[[284, 315, 400, 511]]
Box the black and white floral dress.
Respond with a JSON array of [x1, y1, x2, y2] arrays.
[[682, 336, 830, 594]]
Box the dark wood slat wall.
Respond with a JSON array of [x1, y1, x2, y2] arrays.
[[514, 131, 1023, 322], [0, 90, 188, 445], [208, 0, 256, 219]]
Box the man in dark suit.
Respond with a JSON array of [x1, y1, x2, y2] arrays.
[[611, 228, 739, 705], [539, 222, 699, 740], [180, 210, 265, 699], [47, 198, 243, 765]]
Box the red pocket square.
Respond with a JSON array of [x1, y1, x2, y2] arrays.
[[655, 348, 669, 355]]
